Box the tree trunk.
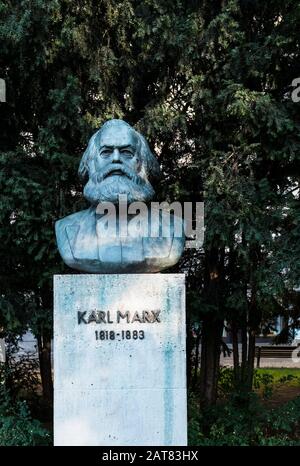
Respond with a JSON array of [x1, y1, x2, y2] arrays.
[[192, 328, 201, 390], [199, 245, 225, 406], [37, 330, 53, 403], [4, 346, 13, 397], [186, 319, 193, 389], [240, 320, 248, 386], [199, 316, 223, 407], [246, 330, 256, 390], [245, 245, 260, 392], [231, 322, 240, 386]]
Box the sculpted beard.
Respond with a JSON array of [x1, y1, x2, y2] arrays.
[[83, 164, 155, 204]]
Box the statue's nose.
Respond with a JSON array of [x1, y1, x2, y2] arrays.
[[112, 148, 121, 163]]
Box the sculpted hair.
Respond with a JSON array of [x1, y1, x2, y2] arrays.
[[78, 120, 161, 183]]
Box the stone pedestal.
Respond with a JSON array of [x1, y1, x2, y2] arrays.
[[54, 274, 187, 446]]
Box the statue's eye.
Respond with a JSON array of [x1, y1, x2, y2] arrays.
[[100, 149, 112, 157], [121, 150, 134, 157]]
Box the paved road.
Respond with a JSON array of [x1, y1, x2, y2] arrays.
[[220, 355, 300, 368]]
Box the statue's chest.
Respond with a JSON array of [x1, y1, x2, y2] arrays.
[[96, 235, 173, 264]]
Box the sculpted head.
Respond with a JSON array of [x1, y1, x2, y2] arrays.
[[78, 120, 160, 204]]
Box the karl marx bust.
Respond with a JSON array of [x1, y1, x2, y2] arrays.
[[55, 119, 185, 273]]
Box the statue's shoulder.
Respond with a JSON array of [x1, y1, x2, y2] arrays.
[[55, 208, 94, 251], [55, 208, 91, 231], [142, 211, 185, 270], [156, 210, 185, 238], [169, 212, 185, 261], [55, 208, 96, 270], [171, 212, 185, 237]]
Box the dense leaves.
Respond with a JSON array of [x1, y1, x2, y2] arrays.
[[0, 0, 300, 415]]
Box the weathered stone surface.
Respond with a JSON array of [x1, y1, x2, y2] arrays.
[[54, 274, 187, 446]]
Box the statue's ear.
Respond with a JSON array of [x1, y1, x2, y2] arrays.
[[78, 132, 99, 182], [139, 134, 161, 183], [78, 152, 89, 181]]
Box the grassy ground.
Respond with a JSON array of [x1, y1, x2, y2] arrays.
[[255, 368, 300, 407], [257, 368, 300, 382], [189, 367, 300, 445]]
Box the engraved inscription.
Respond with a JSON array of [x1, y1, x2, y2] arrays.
[[77, 310, 161, 325], [95, 330, 145, 341]]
